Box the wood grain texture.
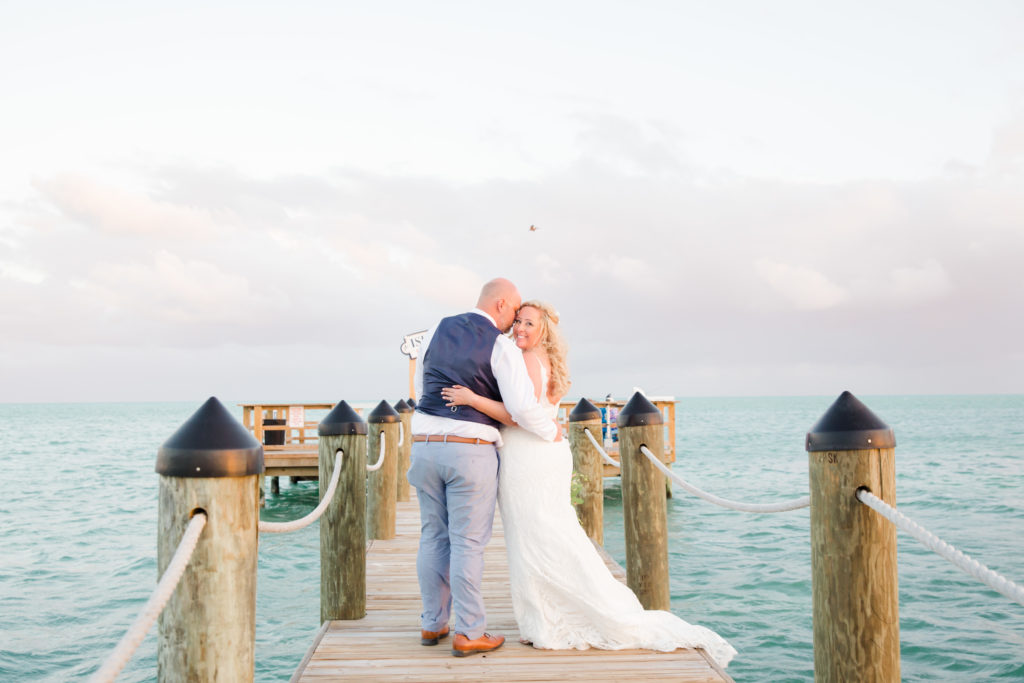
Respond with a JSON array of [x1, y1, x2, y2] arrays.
[[158, 474, 258, 682], [320, 433, 367, 621], [568, 420, 605, 545], [396, 412, 412, 502], [293, 496, 730, 682], [619, 423, 670, 611], [808, 447, 899, 682], [366, 423, 399, 540]]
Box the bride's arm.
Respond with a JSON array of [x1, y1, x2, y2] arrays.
[[441, 352, 561, 436], [441, 385, 517, 427], [440, 352, 546, 428], [524, 351, 565, 442]]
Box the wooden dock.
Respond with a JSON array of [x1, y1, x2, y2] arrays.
[[290, 496, 732, 682]]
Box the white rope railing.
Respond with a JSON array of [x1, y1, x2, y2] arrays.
[[89, 512, 207, 683], [367, 432, 386, 472], [857, 488, 1024, 607], [583, 428, 621, 468], [639, 445, 811, 513], [258, 450, 344, 534]]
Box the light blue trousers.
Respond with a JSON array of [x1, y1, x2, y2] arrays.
[[407, 441, 499, 640]]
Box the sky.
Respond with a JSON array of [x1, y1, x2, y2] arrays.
[[1, 1, 1022, 403]]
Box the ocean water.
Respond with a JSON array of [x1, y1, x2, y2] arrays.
[[0, 395, 1021, 681]]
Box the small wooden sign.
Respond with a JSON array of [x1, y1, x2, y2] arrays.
[[401, 330, 428, 399], [400, 330, 428, 359]]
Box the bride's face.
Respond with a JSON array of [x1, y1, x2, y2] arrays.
[[512, 306, 545, 351]]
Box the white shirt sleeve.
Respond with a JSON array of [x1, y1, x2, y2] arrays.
[[491, 334, 557, 441]]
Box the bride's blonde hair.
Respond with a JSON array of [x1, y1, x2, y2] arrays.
[[519, 300, 570, 400]]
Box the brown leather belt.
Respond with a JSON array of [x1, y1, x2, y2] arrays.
[[413, 435, 495, 446]]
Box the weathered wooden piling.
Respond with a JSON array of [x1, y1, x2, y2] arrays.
[[366, 400, 400, 540], [568, 398, 605, 545], [318, 400, 367, 621], [617, 391, 670, 611], [806, 391, 899, 683], [394, 399, 413, 502], [155, 397, 263, 682]]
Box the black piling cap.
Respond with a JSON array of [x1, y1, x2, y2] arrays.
[[617, 392, 664, 427], [318, 400, 368, 436], [806, 391, 896, 452], [407, 397, 417, 408], [368, 399, 400, 424], [393, 399, 413, 414], [569, 397, 602, 422], [155, 397, 264, 478]]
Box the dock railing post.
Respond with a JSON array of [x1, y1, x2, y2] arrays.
[[155, 397, 263, 682], [318, 400, 367, 621], [568, 398, 605, 545], [394, 399, 413, 502], [806, 391, 900, 683], [366, 400, 400, 540], [617, 391, 670, 610]]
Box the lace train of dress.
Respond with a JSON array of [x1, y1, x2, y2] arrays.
[[497, 418, 736, 669]]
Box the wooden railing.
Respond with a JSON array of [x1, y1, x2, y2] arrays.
[[241, 398, 677, 480], [153, 392, 906, 682], [240, 403, 337, 450], [243, 397, 675, 462]]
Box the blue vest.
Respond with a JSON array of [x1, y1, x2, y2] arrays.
[[417, 313, 502, 428]]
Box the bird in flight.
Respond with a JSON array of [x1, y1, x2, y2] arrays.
[[529, 225, 537, 231]]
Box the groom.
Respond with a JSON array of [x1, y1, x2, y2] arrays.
[[408, 277, 559, 656]]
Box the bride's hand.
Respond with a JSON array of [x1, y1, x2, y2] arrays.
[[441, 384, 477, 408]]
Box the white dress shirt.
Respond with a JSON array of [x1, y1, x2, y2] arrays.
[[412, 309, 557, 446]]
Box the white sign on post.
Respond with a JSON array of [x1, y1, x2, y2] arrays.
[[287, 406, 305, 429], [400, 330, 428, 359]]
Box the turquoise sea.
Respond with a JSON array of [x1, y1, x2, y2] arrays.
[[1, 395, 1022, 681]]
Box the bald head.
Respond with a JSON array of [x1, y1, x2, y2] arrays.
[[477, 278, 522, 333]]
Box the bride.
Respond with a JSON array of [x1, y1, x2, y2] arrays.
[[440, 301, 736, 668]]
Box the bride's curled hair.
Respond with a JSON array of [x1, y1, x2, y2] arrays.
[[519, 299, 570, 400]]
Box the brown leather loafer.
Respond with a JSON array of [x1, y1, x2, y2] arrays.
[[420, 624, 450, 646], [451, 632, 505, 657]]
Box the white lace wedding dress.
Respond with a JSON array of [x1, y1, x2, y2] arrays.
[[497, 374, 736, 669]]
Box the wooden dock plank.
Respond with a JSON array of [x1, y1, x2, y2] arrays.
[[293, 497, 731, 682]]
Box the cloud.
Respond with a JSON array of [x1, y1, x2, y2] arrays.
[[754, 259, 848, 310], [0, 260, 46, 284], [587, 254, 651, 291], [988, 112, 1024, 175], [574, 114, 687, 176], [875, 259, 953, 306], [34, 174, 229, 237], [535, 252, 561, 285], [3, 141, 1023, 399], [74, 250, 279, 325]]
